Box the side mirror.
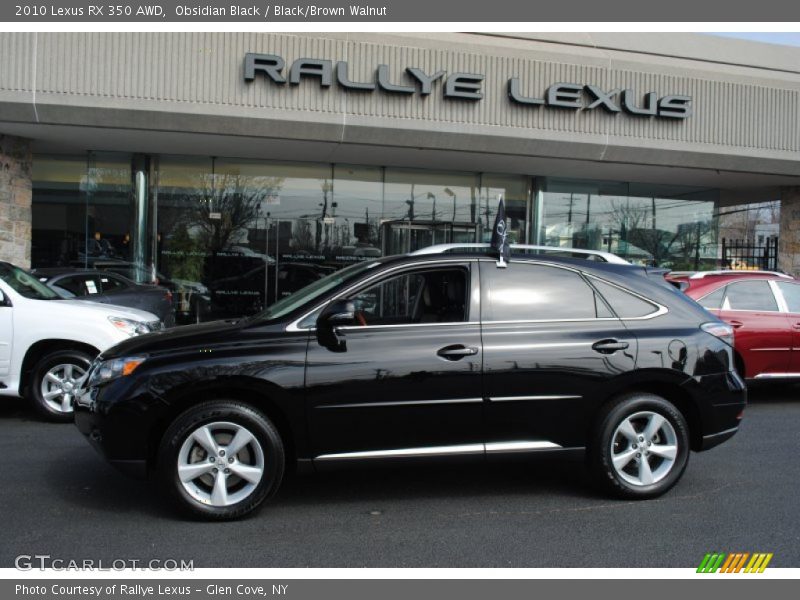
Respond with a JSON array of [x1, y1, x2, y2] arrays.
[[316, 299, 356, 351], [0, 289, 7, 306]]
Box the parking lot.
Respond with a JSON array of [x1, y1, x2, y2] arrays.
[[1, 387, 798, 569]]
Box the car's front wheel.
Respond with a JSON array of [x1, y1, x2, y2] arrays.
[[30, 349, 93, 422], [158, 401, 285, 520], [589, 393, 690, 499]]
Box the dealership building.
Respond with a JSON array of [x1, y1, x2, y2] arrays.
[[1, 32, 800, 321]]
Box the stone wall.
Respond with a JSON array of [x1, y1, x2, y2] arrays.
[[778, 186, 800, 277], [0, 135, 32, 269]]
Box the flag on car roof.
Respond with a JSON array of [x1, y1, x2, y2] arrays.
[[490, 195, 510, 267]]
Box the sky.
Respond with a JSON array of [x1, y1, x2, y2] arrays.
[[708, 32, 800, 47]]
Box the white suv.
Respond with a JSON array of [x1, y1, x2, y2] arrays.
[[0, 261, 162, 422]]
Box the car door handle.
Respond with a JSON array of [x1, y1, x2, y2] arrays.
[[729, 320, 744, 329], [592, 339, 629, 354], [437, 345, 479, 360]]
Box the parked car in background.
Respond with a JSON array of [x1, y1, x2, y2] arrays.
[[667, 270, 800, 380], [34, 268, 176, 327], [72, 259, 211, 325], [75, 244, 744, 520], [0, 262, 162, 422]]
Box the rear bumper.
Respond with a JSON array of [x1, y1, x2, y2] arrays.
[[689, 370, 746, 451], [701, 426, 740, 450]]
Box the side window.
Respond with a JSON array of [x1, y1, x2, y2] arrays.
[[698, 286, 725, 310], [590, 278, 660, 318], [350, 268, 468, 325], [777, 281, 800, 313], [480, 263, 601, 321], [99, 275, 127, 294], [724, 280, 778, 311], [55, 275, 100, 296]]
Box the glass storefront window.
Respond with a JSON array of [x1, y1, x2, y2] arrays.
[[382, 169, 480, 255], [31, 153, 134, 271], [537, 178, 718, 269], [480, 174, 530, 244], [32, 153, 721, 322], [31, 155, 88, 268]]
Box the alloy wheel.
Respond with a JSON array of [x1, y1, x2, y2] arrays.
[[609, 410, 679, 487], [39, 363, 87, 414], [177, 421, 265, 507]]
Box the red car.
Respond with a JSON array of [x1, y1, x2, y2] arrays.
[[668, 270, 800, 380]]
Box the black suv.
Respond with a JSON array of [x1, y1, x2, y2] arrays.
[[75, 245, 746, 520]]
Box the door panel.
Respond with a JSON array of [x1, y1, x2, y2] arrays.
[[717, 279, 790, 378], [306, 324, 483, 455], [304, 263, 482, 456], [479, 262, 637, 448], [774, 281, 800, 374], [0, 302, 11, 382], [717, 309, 790, 377]]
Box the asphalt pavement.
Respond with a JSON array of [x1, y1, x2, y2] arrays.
[[1, 387, 798, 568]]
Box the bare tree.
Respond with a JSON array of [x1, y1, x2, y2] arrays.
[[291, 219, 315, 252]]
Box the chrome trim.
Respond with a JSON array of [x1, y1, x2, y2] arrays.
[[585, 274, 668, 320], [318, 397, 483, 409], [768, 279, 790, 313], [315, 444, 484, 460], [750, 347, 792, 352], [410, 243, 630, 265], [702, 426, 740, 440], [286, 258, 472, 332], [489, 395, 582, 402], [485, 441, 563, 453], [689, 270, 792, 279], [336, 321, 480, 331], [314, 440, 565, 461], [487, 342, 590, 351], [753, 372, 800, 379]]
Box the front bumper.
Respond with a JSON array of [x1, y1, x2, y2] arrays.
[[74, 383, 155, 480]]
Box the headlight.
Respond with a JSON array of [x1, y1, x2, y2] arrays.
[[88, 356, 146, 387], [108, 316, 152, 337]]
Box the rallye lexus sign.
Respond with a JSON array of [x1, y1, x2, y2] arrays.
[[244, 53, 692, 119]]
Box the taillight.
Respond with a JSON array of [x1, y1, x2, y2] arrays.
[[701, 321, 735, 347]]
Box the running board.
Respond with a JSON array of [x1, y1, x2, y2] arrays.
[[314, 440, 567, 461]]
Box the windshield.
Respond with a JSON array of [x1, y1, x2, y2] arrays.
[[252, 260, 381, 322], [0, 263, 61, 300]]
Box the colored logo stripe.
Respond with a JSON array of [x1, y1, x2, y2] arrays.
[[697, 552, 772, 573]]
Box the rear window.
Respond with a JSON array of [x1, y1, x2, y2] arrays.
[[698, 286, 725, 310], [589, 277, 660, 318]]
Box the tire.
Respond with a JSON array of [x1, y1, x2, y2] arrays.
[[158, 401, 285, 520], [588, 392, 690, 499], [29, 349, 93, 423]]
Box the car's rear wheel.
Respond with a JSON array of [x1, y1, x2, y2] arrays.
[[588, 393, 690, 499], [158, 401, 284, 520], [30, 349, 92, 422]]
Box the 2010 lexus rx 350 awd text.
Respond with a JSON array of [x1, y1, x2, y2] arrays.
[[74, 245, 746, 520]]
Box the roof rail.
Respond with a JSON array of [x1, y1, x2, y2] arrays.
[[688, 270, 793, 279], [409, 243, 630, 265]]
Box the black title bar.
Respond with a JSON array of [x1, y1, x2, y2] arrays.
[[2, 0, 799, 22]]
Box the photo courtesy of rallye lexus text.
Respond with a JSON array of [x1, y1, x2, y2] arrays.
[[73, 218, 746, 520]]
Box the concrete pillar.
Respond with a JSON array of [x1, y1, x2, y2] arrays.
[[0, 135, 33, 269]]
